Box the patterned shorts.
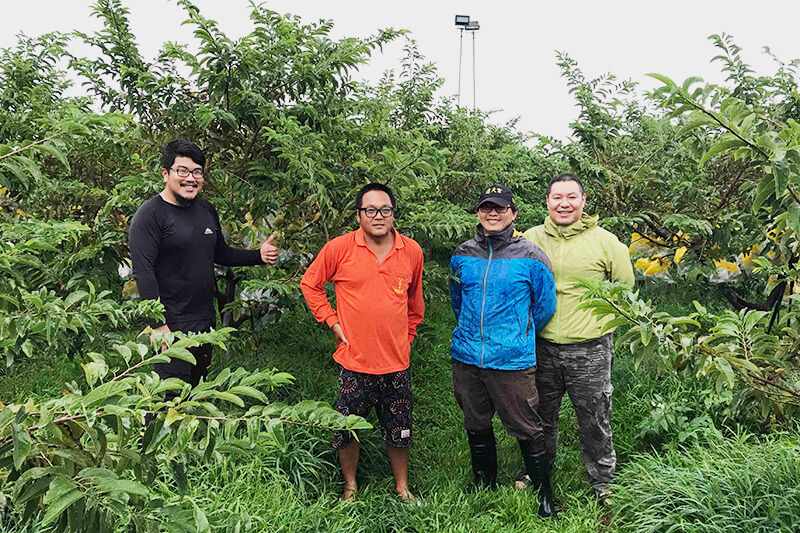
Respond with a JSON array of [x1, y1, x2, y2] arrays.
[[332, 365, 413, 450]]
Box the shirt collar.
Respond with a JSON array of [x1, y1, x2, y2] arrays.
[[355, 227, 404, 249]]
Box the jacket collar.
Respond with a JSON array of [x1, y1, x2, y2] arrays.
[[544, 214, 598, 239], [475, 222, 516, 248]]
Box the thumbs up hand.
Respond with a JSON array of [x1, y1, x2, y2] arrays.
[[260, 234, 279, 265]]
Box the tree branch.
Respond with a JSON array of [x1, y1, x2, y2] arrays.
[[0, 133, 61, 162]]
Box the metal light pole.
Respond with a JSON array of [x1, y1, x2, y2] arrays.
[[454, 15, 468, 107], [455, 16, 480, 110], [471, 25, 477, 110]]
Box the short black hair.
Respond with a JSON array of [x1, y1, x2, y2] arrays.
[[161, 139, 206, 170], [355, 183, 396, 209], [547, 173, 585, 196]]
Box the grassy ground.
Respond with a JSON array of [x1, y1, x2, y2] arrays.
[[187, 298, 689, 533], [196, 301, 614, 532], [3, 282, 799, 532]]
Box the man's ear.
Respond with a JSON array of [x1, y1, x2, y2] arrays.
[[161, 168, 169, 183]]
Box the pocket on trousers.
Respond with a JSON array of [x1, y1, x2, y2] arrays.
[[601, 383, 614, 412]]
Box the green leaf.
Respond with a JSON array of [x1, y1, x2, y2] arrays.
[[227, 385, 267, 403], [263, 418, 285, 449], [172, 460, 188, 495], [164, 408, 184, 427], [193, 390, 244, 407], [81, 381, 131, 407], [647, 73, 678, 89], [343, 415, 373, 430], [774, 161, 790, 193], [699, 138, 746, 165], [114, 344, 133, 365], [676, 113, 718, 137], [33, 141, 69, 168], [787, 203, 800, 236], [600, 316, 631, 334], [753, 174, 776, 212], [92, 478, 150, 497], [193, 501, 210, 533], [639, 322, 654, 346], [41, 489, 83, 526], [11, 422, 31, 470], [715, 358, 736, 390], [161, 346, 197, 365], [64, 291, 88, 309], [12, 466, 57, 500]]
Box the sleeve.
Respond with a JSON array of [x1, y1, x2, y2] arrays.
[[208, 203, 263, 267], [607, 237, 635, 288], [128, 205, 165, 328], [450, 255, 463, 321], [406, 246, 425, 340], [530, 259, 557, 333], [300, 241, 340, 328]]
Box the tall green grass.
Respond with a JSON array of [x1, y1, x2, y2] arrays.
[[612, 434, 800, 532]]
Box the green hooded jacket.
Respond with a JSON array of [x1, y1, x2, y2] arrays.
[[523, 214, 634, 344]]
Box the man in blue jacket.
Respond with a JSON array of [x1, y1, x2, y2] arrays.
[[450, 184, 558, 518]]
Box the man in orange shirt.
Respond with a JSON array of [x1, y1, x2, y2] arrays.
[[300, 183, 424, 502]]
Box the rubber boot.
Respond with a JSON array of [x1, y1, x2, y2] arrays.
[[519, 438, 557, 518], [467, 428, 497, 490]]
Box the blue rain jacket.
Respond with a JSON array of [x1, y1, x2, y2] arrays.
[[450, 223, 556, 370]]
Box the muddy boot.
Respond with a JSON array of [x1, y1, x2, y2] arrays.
[[519, 438, 557, 518], [467, 428, 497, 490]]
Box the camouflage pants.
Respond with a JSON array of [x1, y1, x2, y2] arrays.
[[535, 334, 615, 493]]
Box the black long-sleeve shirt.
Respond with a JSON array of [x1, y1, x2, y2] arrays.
[[128, 195, 263, 327]]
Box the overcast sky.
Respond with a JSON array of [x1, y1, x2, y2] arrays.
[[3, 1, 799, 140]]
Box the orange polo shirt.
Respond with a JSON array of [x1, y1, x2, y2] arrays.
[[300, 228, 425, 375]]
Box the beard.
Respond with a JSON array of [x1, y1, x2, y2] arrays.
[[170, 189, 196, 206]]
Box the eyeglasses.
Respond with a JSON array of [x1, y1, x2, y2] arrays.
[[357, 206, 395, 218], [478, 204, 510, 214], [169, 167, 205, 179]]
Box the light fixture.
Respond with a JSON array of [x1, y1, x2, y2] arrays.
[[455, 15, 481, 109]]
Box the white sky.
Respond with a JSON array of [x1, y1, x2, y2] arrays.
[[3, 1, 799, 140]]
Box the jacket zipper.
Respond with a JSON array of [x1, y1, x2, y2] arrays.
[[556, 235, 565, 344], [480, 238, 493, 368]]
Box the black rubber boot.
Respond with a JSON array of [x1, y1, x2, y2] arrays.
[[467, 428, 497, 490], [519, 438, 557, 519]]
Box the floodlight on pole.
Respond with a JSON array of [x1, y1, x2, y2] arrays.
[[455, 15, 480, 110], [454, 16, 469, 106]]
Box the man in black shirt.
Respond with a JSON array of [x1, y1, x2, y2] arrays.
[[129, 139, 279, 388]]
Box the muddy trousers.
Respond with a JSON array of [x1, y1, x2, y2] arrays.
[[535, 334, 615, 493]]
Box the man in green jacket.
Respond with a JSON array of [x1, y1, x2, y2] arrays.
[[523, 173, 634, 500]]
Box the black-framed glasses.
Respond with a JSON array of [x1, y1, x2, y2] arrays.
[[357, 206, 395, 218], [478, 204, 510, 214], [169, 167, 205, 179]]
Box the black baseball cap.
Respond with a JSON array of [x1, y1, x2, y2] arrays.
[[477, 184, 515, 209]]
